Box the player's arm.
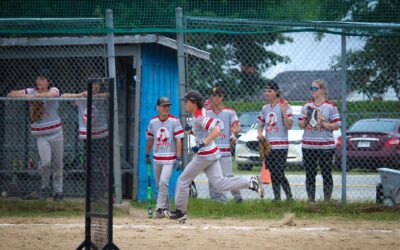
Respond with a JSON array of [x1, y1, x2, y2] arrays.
[[321, 107, 340, 131], [231, 121, 240, 134], [34, 88, 59, 98], [145, 139, 154, 156], [282, 112, 293, 129], [320, 120, 338, 131], [298, 106, 308, 129], [203, 126, 221, 145], [256, 113, 265, 140], [176, 138, 182, 158], [7, 89, 31, 97], [61, 91, 87, 98]]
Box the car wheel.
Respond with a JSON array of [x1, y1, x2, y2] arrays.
[[382, 196, 395, 207], [376, 183, 384, 204]]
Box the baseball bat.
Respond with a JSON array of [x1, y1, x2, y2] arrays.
[[147, 162, 153, 218]]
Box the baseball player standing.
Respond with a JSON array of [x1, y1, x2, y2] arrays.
[[256, 80, 293, 201], [145, 97, 184, 218], [298, 79, 341, 202], [206, 86, 243, 203], [61, 82, 109, 201], [166, 90, 263, 222], [7, 75, 64, 200]]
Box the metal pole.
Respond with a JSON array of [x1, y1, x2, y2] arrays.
[[340, 32, 348, 204], [106, 9, 122, 204], [132, 46, 142, 200], [176, 7, 188, 167]]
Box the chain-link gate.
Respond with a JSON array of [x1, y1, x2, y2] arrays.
[[184, 17, 400, 202]]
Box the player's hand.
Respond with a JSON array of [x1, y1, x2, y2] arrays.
[[192, 142, 205, 153], [184, 123, 192, 132], [175, 157, 183, 169], [145, 154, 151, 164]]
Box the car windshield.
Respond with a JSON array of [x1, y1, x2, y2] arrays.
[[239, 112, 258, 127], [349, 120, 397, 133]]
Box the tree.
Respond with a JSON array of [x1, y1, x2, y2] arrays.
[[334, 0, 400, 100]]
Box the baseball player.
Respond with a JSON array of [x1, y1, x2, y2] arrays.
[[206, 86, 243, 203], [256, 80, 293, 201], [298, 79, 341, 202], [61, 82, 109, 201], [7, 75, 64, 200], [145, 97, 184, 219], [166, 90, 264, 222]]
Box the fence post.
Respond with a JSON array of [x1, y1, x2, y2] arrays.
[[106, 9, 122, 204], [340, 32, 348, 204], [176, 7, 188, 167]]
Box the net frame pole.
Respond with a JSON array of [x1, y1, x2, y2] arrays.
[[77, 81, 96, 250]]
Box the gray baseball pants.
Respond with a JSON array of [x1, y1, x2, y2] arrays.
[[153, 163, 173, 210], [36, 130, 64, 193], [175, 155, 250, 213], [209, 156, 242, 202]]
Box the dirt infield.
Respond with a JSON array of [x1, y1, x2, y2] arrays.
[[0, 208, 399, 250]]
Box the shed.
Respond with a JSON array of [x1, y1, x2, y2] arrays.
[[0, 34, 210, 201]]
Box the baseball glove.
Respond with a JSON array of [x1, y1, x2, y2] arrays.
[[259, 137, 271, 161], [30, 101, 45, 122], [305, 106, 321, 129]]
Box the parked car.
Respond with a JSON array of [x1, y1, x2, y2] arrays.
[[235, 106, 341, 170], [237, 111, 259, 138], [335, 118, 400, 171]]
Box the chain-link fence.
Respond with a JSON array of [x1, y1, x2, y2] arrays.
[[1, 3, 399, 204], [184, 18, 400, 203], [0, 29, 108, 199]]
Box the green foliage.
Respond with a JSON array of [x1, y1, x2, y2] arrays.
[[331, 1, 400, 100]]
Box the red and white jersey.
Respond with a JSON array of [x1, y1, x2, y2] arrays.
[[77, 100, 108, 140], [24, 87, 63, 136], [191, 108, 221, 160], [256, 98, 293, 149], [146, 114, 184, 165], [206, 106, 239, 157], [299, 100, 341, 149]]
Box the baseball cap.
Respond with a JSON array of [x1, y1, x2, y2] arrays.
[[156, 96, 171, 106], [185, 90, 203, 103], [264, 80, 280, 91], [37, 68, 51, 81], [211, 86, 225, 96]]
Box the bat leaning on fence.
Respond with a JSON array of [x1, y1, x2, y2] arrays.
[[147, 163, 153, 218]]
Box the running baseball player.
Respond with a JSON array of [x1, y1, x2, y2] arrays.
[[7, 74, 64, 200], [166, 90, 264, 222], [206, 86, 243, 203], [146, 97, 184, 218]]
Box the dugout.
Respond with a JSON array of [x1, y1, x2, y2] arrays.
[[0, 34, 209, 200]]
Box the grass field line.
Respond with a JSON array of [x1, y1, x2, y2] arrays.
[[194, 180, 377, 188], [0, 223, 397, 233]]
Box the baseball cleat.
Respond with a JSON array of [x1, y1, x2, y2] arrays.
[[165, 209, 187, 223], [249, 176, 264, 198], [156, 208, 166, 219]]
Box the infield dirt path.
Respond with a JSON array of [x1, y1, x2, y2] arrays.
[[0, 207, 399, 250]]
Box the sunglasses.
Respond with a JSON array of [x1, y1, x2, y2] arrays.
[[212, 94, 224, 97], [309, 86, 320, 92]]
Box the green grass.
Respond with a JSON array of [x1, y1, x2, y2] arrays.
[[0, 199, 85, 217], [1, 198, 399, 222], [130, 199, 400, 221], [0, 199, 126, 217]]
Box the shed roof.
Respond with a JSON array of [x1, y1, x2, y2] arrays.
[[0, 34, 210, 60]]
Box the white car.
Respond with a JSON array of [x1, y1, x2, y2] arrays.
[[235, 106, 341, 170]]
